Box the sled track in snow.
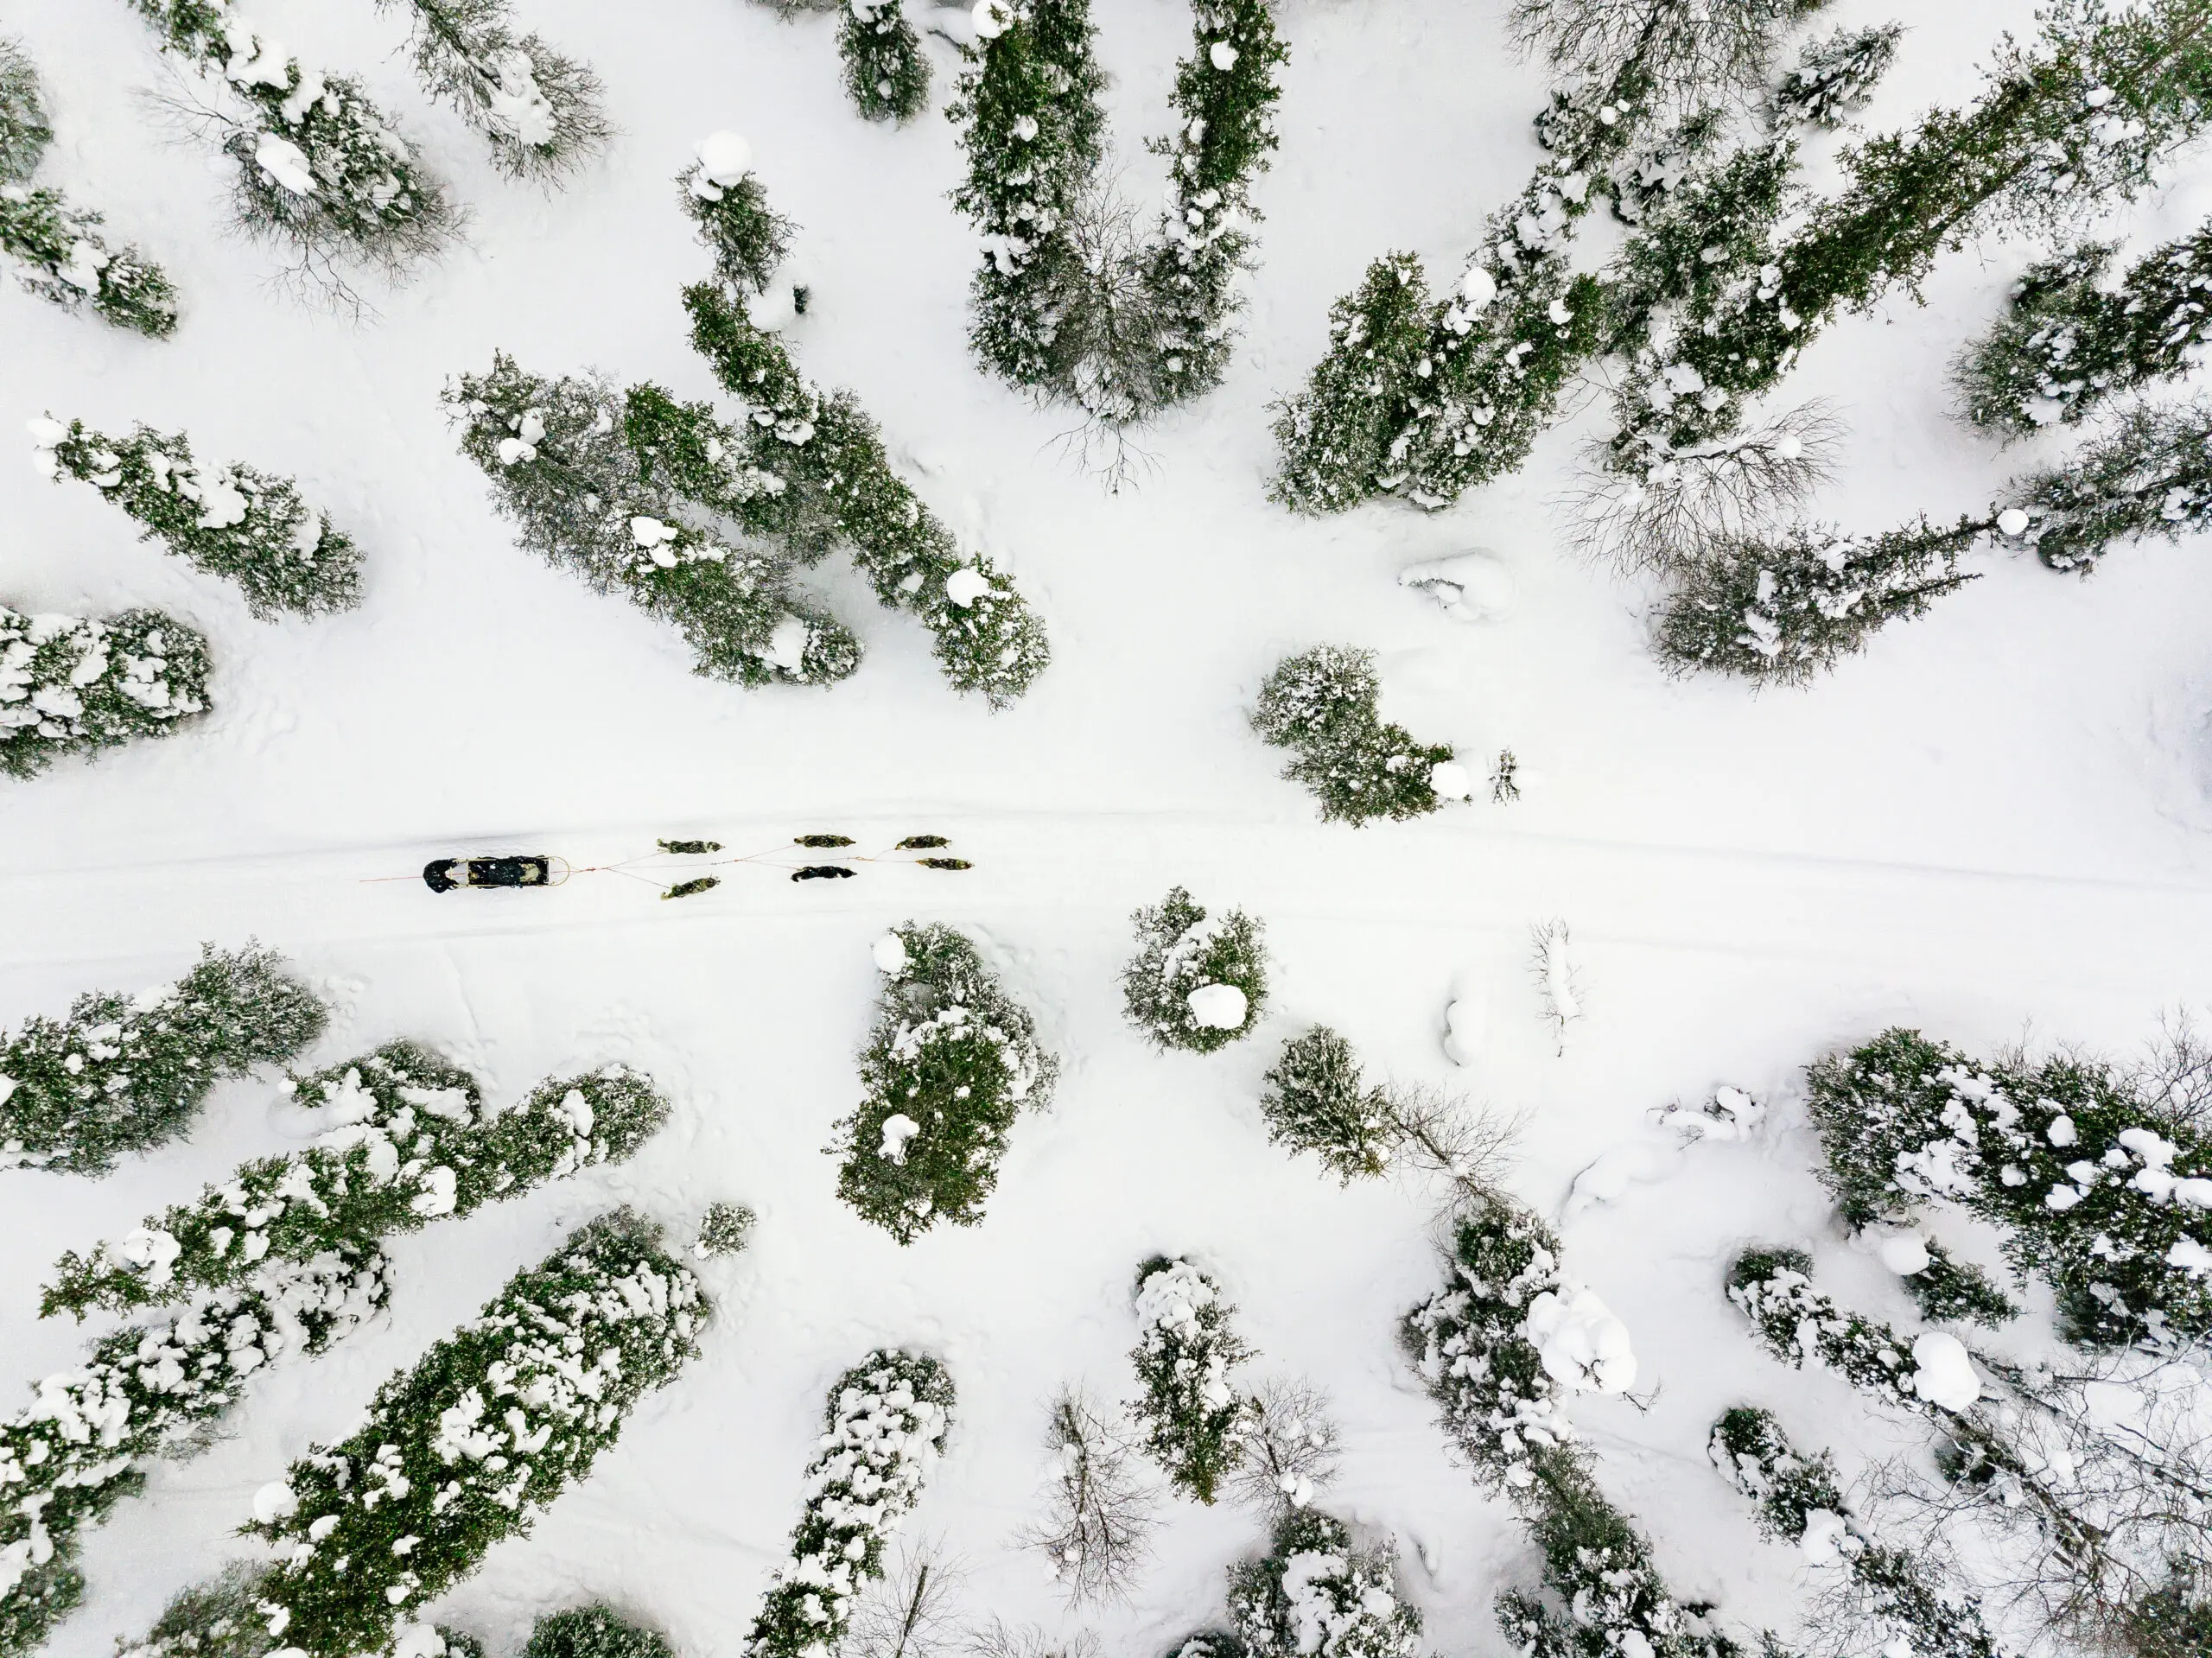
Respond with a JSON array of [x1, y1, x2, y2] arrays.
[[2, 810, 2207, 1002]]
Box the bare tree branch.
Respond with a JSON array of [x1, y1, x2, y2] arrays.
[[1015, 1387, 1159, 1607], [1224, 1376, 1344, 1515]]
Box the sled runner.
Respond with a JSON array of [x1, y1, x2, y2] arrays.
[[423, 854, 569, 893]]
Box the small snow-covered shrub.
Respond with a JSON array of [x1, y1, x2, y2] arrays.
[[375, 0, 609, 180], [1226, 1509, 1421, 1658], [830, 924, 1057, 1244], [0, 1248, 390, 1658], [0, 941, 325, 1175], [520, 1605, 673, 1658], [44, 1053, 668, 1318], [246, 1210, 705, 1658], [1401, 1194, 1578, 1490], [1021, 1386, 1159, 1605], [842, 1, 930, 123], [1728, 1248, 1970, 1415], [1898, 1241, 2018, 1329], [126, 1, 454, 274], [1225, 1378, 1341, 1516], [0, 604, 208, 781], [1770, 23, 1901, 130], [1805, 1029, 2212, 1348], [682, 281, 1052, 705], [1260, 1028, 1390, 1183], [1128, 1257, 1252, 1504], [1958, 225, 2212, 434], [744, 1350, 954, 1658], [948, 0, 1108, 393], [2005, 400, 2212, 575], [1708, 1407, 2004, 1658], [1122, 886, 1268, 1053], [1251, 647, 1459, 825], [445, 353, 861, 688], [36, 419, 363, 619], [693, 1200, 756, 1259], [0, 40, 176, 336], [1651, 521, 1980, 684]]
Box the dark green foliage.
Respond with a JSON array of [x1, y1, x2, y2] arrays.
[[0, 604, 209, 781], [842, 1, 930, 122], [693, 1200, 754, 1258], [522, 1606, 675, 1658], [1959, 226, 2212, 433], [1260, 1028, 1391, 1182], [1268, 255, 1434, 515], [681, 283, 1052, 703], [1651, 520, 1980, 683], [1805, 1028, 2212, 1346], [0, 38, 177, 336], [40, 420, 362, 618], [658, 838, 721, 854], [918, 857, 972, 870], [898, 834, 949, 848], [831, 923, 1058, 1242], [44, 1055, 669, 1318], [2008, 399, 2212, 572], [247, 1212, 707, 1658], [1904, 1242, 2019, 1328], [796, 833, 855, 847], [446, 353, 861, 688], [1122, 886, 1268, 1052], [128, 1, 452, 270], [1728, 1248, 1929, 1407], [1709, 1408, 2002, 1658], [1772, 24, 1902, 130], [1251, 646, 1457, 823], [1, 1250, 390, 1656], [1226, 1509, 1421, 1658], [948, 0, 1108, 391], [1129, 1256, 1252, 1503], [744, 1350, 954, 1658], [0, 942, 325, 1175], [2118, 1571, 2212, 1658], [680, 162, 793, 295], [662, 876, 719, 900], [111, 1565, 285, 1658], [375, 0, 609, 181]]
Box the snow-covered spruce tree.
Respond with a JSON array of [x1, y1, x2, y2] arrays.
[[0, 942, 325, 1175], [677, 131, 795, 299], [1770, 22, 1901, 130], [947, 0, 1108, 393], [522, 1605, 674, 1658], [1898, 1241, 2018, 1329], [1020, 1385, 1159, 1604], [1259, 1028, 1392, 1183], [1589, 0, 2212, 562], [0, 39, 177, 336], [2003, 398, 2212, 573], [1129, 1257, 1253, 1504], [372, 0, 608, 181], [694, 1200, 756, 1259], [1727, 1248, 1989, 1417], [43, 1053, 669, 1318], [680, 230, 1052, 705], [829, 923, 1058, 1244], [743, 1350, 954, 1658], [842, 2, 930, 124], [0, 1248, 390, 1658], [245, 1210, 706, 1658], [0, 604, 208, 781], [1226, 1509, 1421, 1658], [1511, 0, 1829, 118], [110, 1566, 290, 1658], [1708, 1407, 2005, 1658], [1121, 886, 1268, 1053], [1959, 222, 2212, 435], [35, 419, 363, 619], [1132, 0, 1287, 411], [1269, 63, 1645, 514], [1650, 518, 1981, 684], [1250, 645, 1465, 824], [1803, 1028, 2212, 1347], [445, 353, 861, 687], [124, 1, 454, 276]]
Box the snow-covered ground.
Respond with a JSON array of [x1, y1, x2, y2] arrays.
[[3, 1, 2211, 1655]]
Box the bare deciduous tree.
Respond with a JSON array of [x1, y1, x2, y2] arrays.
[[964, 1620, 1100, 1658], [1225, 1377, 1344, 1515], [1378, 1083, 1522, 1209], [1017, 1388, 1160, 1607], [848, 1540, 966, 1658]]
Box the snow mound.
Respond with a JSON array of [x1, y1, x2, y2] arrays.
[[879, 1113, 921, 1163], [1875, 1233, 1931, 1275], [1523, 1285, 1636, 1393], [696, 130, 753, 187], [1186, 982, 1249, 1031], [873, 932, 909, 974], [1428, 760, 1475, 801], [1650, 1085, 1765, 1142], [1400, 552, 1515, 622], [1908, 1332, 1979, 1409], [1565, 1140, 1683, 1216], [1442, 987, 1485, 1067]]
